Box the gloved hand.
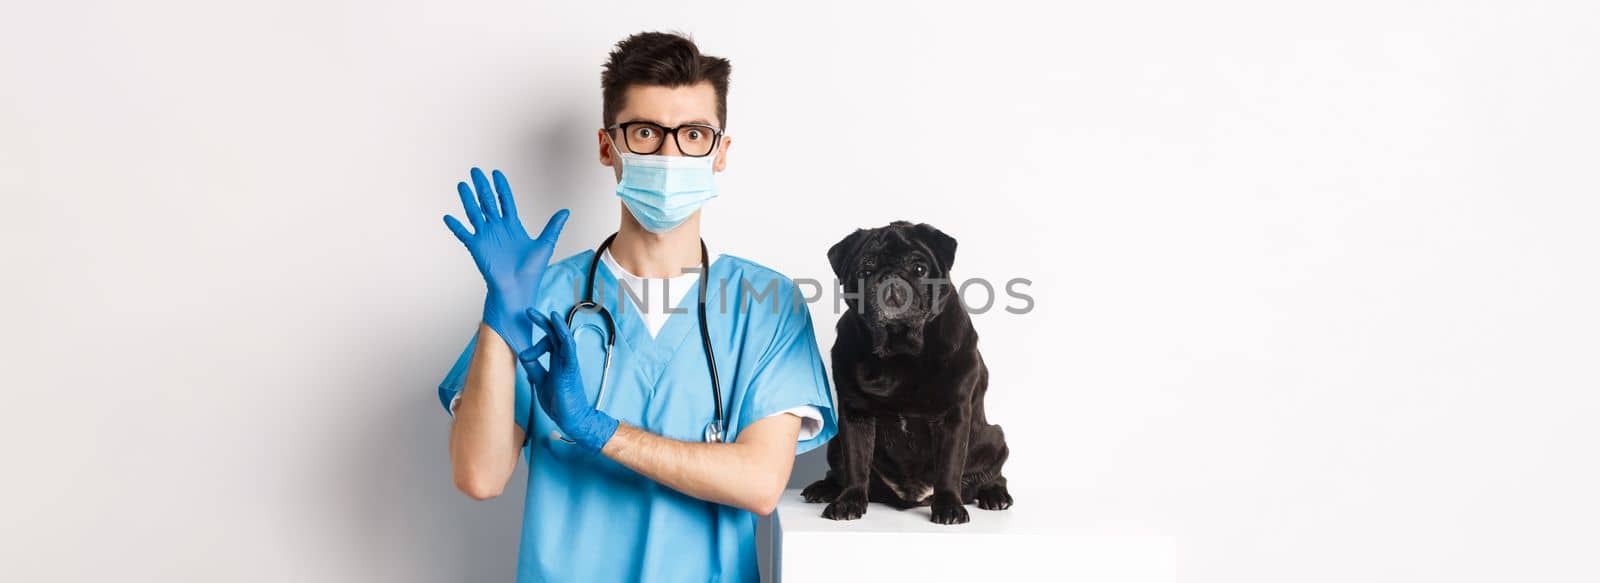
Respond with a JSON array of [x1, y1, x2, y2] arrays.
[[443, 167, 569, 356], [519, 309, 619, 456]]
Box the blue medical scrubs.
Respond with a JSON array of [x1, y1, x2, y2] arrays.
[[437, 250, 838, 583]]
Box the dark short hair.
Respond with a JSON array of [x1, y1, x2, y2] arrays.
[[601, 31, 731, 128]]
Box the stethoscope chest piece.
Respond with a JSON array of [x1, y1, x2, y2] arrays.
[[703, 419, 725, 444]]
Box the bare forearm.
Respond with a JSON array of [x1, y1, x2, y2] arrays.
[[448, 322, 525, 499], [600, 417, 800, 515]]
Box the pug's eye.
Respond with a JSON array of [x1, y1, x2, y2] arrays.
[[855, 269, 873, 281], [911, 264, 927, 277]]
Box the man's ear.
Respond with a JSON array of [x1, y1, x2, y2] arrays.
[[913, 223, 957, 273], [713, 134, 731, 172], [827, 229, 869, 281]]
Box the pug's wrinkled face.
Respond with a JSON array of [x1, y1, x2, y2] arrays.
[[829, 221, 958, 358]]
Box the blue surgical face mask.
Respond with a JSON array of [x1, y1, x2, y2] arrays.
[[610, 137, 719, 234]]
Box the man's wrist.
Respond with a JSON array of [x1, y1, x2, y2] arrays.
[[483, 310, 533, 356], [575, 411, 620, 456]]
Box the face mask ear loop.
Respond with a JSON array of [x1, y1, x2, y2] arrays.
[[607, 133, 627, 170]]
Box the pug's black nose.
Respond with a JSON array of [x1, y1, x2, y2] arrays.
[[880, 277, 909, 308]]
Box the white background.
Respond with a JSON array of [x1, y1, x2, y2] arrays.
[[3, 1, 1598, 581]]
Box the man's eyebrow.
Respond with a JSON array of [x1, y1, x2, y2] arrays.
[[616, 117, 718, 128]]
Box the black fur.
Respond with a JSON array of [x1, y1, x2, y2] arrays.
[[804, 221, 1012, 524]]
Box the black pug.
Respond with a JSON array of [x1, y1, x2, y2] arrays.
[[802, 221, 1012, 525]]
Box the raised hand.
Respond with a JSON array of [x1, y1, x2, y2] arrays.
[[443, 167, 569, 356], [518, 309, 618, 456]]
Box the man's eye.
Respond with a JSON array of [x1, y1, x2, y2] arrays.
[[686, 129, 703, 140], [636, 128, 654, 138]]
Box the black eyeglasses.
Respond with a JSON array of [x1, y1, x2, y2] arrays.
[[606, 121, 724, 157]]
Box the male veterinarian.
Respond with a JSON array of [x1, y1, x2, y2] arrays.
[[435, 32, 838, 582]]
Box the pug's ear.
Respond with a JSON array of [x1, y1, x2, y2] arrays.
[[914, 223, 957, 273], [827, 229, 869, 281]]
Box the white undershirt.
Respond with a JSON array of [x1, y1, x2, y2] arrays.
[[600, 247, 823, 441]]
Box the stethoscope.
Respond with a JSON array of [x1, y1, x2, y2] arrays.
[[534, 232, 727, 447]]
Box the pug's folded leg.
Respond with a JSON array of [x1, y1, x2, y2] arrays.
[[801, 473, 842, 503], [975, 475, 1013, 511]]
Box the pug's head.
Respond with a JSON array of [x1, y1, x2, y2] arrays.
[[828, 221, 958, 358]]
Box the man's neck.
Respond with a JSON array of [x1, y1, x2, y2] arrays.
[[609, 206, 704, 278]]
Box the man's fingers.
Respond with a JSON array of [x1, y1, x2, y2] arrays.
[[546, 310, 569, 353], [549, 310, 579, 365], [536, 209, 570, 244], [528, 308, 553, 336], [492, 169, 520, 224], [519, 335, 551, 363], [530, 309, 558, 352], [470, 167, 499, 221], [529, 308, 581, 368], [456, 181, 485, 227], [529, 309, 568, 351], [521, 342, 551, 387], [519, 335, 552, 387], [546, 310, 567, 341], [443, 215, 472, 244], [526, 361, 548, 388]]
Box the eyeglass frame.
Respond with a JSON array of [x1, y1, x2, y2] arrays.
[[605, 121, 725, 157]]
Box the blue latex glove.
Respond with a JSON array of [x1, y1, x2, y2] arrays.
[[443, 167, 569, 357], [519, 309, 619, 456]]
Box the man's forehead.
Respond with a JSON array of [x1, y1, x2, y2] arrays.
[[615, 82, 720, 127]]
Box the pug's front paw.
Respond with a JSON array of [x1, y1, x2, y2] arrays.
[[822, 491, 867, 520], [931, 502, 970, 524]]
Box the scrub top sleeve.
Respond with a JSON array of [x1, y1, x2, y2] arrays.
[[734, 301, 838, 455], [765, 405, 825, 441], [437, 331, 479, 415]]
